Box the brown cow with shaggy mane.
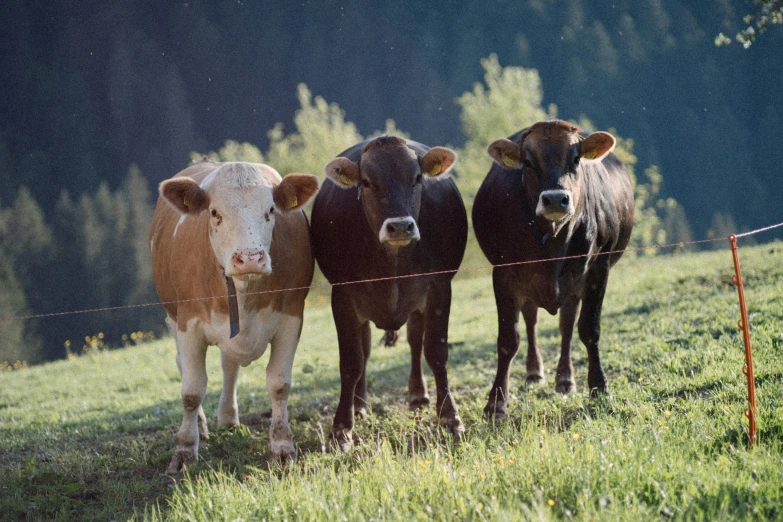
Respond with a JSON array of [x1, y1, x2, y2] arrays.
[[473, 120, 634, 417]]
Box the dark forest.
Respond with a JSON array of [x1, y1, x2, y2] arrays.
[[1, 0, 782, 364]]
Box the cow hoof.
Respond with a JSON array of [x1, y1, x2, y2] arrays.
[[525, 373, 546, 386], [271, 441, 296, 465], [408, 396, 430, 410], [217, 422, 240, 433], [442, 418, 465, 441], [589, 385, 608, 397], [483, 401, 507, 420], [330, 429, 353, 453], [555, 379, 576, 394], [330, 440, 353, 453], [354, 405, 368, 418], [166, 448, 196, 474]]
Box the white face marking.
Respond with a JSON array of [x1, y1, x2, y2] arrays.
[[202, 163, 280, 277], [378, 216, 420, 246]]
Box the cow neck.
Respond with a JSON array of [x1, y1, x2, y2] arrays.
[[373, 239, 414, 276]]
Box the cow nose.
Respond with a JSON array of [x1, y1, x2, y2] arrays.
[[542, 193, 569, 209], [386, 220, 415, 236], [379, 216, 421, 245], [537, 190, 572, 219], [231, 249, 268, 274]]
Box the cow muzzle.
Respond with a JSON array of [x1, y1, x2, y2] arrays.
[[227, 249, 271, 279], [378, 216, 420, 247], [536, 190, 573, 221]]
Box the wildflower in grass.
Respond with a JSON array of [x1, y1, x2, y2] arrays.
[[548, 499, 555, 506], [663, 410, 671, 417], [540, 429, 547, 436], [571, 433, 580, 440]]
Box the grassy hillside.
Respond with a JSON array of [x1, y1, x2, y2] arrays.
[[1, 242, 782, 521]]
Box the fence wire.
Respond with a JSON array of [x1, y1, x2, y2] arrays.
[[1, 220, 781, 324]]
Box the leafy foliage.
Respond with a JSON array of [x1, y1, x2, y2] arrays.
[[716, 0, 783, 47], [454, 54, 556, 202]]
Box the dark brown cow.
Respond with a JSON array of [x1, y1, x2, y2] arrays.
[[311, 136, 468, 450], [150, 160, 318, 472], [473, 120, 634, 417]]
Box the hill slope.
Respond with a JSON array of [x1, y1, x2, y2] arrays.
[[1, 242, 782, 520]]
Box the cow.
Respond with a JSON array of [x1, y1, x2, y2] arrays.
[[472, 120, 634, 417], [149, 159, 318, 472], [310, 136, 468, 451]]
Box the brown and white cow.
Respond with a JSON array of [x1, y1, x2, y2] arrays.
[[473, 120, 634, 417], [149, 159, 318, 472], [310, 136, 468, 451]]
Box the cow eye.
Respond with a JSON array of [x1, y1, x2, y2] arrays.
[[523, 159, 534, 170], [360, 178, 371, 188], [269, 206, 275, 214], [414, 173, 423, 185], [573, 156, 580, 167], [210, 209, 218, 218]]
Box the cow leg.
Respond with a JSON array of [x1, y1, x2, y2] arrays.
[[217, 353, 240, 428], [175, 338, 208, 439], [484, 269, 521, 418], [168, 329, 208, 474], [579, 263, 610, 395], [423, 280, 463, 437], [521, 299, 544, 386], [331, 287, 364, 452], [353, 321, 371, 418], [267, 314, 302, 464], [407, 309, 429, 410], [555, 295, 580, 393]]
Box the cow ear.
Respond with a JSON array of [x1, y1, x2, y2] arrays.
[[487, 139, 523, 168], [160, 177, 210, 215], [580, 131, 615, 161], [273, 173, 320, 212], [324, 157, 360, 188], [419, 146, 457, 177]]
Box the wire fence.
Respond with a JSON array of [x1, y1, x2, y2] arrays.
[[1, 220, 782, 325]]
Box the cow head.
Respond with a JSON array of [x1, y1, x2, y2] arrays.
[[487, 120, 615, 224], [324, 136, 456, 247], [160, 163, 318, 280]]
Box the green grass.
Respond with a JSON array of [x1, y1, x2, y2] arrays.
[[1, 242, 782, 521]]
